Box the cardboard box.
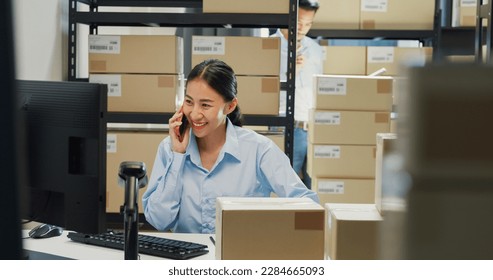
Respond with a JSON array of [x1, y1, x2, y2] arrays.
[[406, 187, 493, 259], [307, 144, 376, 178], [322, 46, 367, 75], [237, 76, 280, 115], [263, 132, 285, 152], [360, 0, 435, 30], [308, 109, 391, 145], [312, 0, 360, 29], [191, 36, 280, 76], [451, 0, 487, 27], [313, 75, 393, 111], [106, 130, 168, 213], [313, 177, 375, 205], [325, 203, 383, 260], [216, 197, 325, 260], [89, 35, 183, 74], [366, 47, 433, 76], [374, 133, 397, 213], [203, 0, 289, 14], [400, 64, 493, 181], [90, 74, 184, 113]]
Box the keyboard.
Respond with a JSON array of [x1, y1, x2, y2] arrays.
[[67, 231, 209, 260]]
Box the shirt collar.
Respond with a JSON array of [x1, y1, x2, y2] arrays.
[[187, 118, 241, 168]]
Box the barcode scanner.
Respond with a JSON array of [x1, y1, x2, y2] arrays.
[[118, 161, 148, 260]]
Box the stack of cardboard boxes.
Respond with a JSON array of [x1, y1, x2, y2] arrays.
[[308, 74, 393, 205], [88, 34, 184, 114], [307, 75, 393, 259], [88, 34, 183, 213]]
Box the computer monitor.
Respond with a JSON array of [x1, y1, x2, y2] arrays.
[[1, 0, 24, 260], [18, 80, 108, 234]]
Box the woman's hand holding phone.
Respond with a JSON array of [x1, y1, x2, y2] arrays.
[[169, 106, 190, 153]]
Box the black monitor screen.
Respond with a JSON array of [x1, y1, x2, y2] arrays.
[[18, 80, 107, 234]]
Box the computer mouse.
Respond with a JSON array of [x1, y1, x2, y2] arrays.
[[28, 224, 63, 239]]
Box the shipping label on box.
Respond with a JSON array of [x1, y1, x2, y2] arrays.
[[314, 75, 393, 111], [309, 109, 391, 145], [90, 74, 183, 113], [366, 47, 432, 76], [360, 0, 435, 30], [314, 178, 376, 205], [308, 144, 377, 178], [89, 35, 183, 74], [191, 36, 280, 76]]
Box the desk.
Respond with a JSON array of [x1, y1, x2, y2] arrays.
[[22, 230, 215, 260]]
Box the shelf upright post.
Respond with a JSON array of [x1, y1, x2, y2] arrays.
[[68, 0, 78, 81], [475, 0, 493, 63], [284, 0, 298, 165], [432, 0, 443, 62]]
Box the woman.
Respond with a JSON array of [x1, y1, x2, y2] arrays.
[[143, 59, 319, 233]]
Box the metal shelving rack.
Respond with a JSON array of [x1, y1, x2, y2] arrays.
[[68, 0, 298, 162]]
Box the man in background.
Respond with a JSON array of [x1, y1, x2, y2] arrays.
[[272, 0, 323, 188]]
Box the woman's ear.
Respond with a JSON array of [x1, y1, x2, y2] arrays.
[[225, 97, 238, 114]]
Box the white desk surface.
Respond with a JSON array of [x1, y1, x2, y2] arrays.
[[22, 230, 216, 260]]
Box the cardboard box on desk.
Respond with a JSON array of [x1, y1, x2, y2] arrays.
[[308, 109, 391, 145], [191, 36, 280, 76], [312, 0, 360, 29], [313, 177, 375, 205], [106, 130, 168, 213], [237, 76, 280, 115], [322, 46, 367, 75], [216, 197, 325, 260], [360, 0, 435, 30], [90, 74, 184, 113], [89, 35, 183, 74], [203, 0, 289, 14], [313, 74, 393, 111], [366, 47, 432, 76], [307, 144, 376, 178], [325, 203, 383, 260]]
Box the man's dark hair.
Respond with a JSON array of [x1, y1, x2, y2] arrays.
[[299, 0, 320, 12]]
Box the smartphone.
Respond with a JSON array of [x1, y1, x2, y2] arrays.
[[178, 114, 189, 137]]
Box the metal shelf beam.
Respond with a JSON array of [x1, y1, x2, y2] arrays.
[[74, 12, 289, 28]]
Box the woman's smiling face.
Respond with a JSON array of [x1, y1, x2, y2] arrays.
[[182, 78, 234, 139]]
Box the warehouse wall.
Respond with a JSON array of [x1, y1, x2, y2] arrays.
[[13, 0, 66, 81], [12, 1, 182, 81]]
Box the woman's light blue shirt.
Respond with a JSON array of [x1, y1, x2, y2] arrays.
[[142, 119, 319, 233]]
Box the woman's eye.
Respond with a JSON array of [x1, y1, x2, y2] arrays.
[[184, 99, 192, 105]]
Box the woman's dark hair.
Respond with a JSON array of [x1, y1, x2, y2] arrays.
[[299, 0, 320, 12], [186, 59, 243, 127]]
